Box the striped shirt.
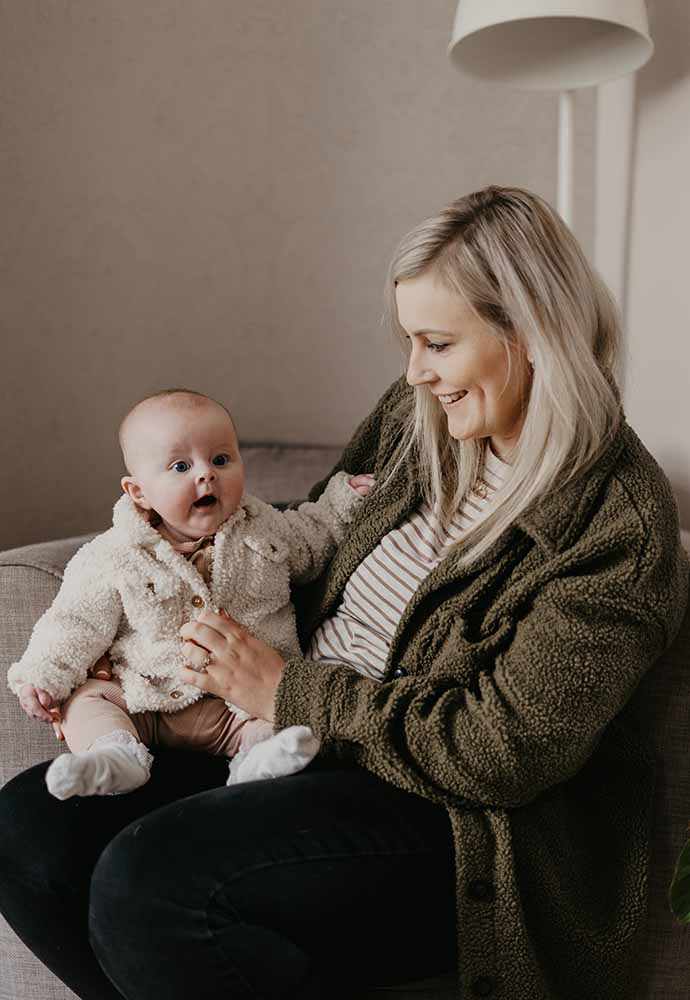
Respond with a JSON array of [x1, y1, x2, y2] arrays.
[[306, 445, 511, 679]]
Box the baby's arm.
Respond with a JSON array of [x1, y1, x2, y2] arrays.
[[277, 470, 376, 585], [7, 540, 123, 713]]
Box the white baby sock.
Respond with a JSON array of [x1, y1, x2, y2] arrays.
[[45, 730, 153, 800], [227, 725, 320, 786]]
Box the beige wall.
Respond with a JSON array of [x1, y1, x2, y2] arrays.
[[0, 1, 595, 549], [620, 0, 690, 538]]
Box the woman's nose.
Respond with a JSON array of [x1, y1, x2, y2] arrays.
[[406, 352, 436, 387]]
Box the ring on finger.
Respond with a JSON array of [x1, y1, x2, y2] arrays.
[[191, 651, 213, 674]]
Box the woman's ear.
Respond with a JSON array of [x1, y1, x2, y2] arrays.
[[121, 477, 153, 510]]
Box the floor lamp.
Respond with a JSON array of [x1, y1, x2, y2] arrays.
[[447, 0, 654, 230]]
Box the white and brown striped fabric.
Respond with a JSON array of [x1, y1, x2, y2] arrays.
[[307, 446, 511, 679]]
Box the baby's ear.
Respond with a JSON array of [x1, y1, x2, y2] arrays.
[[121, 477, 153, 511]]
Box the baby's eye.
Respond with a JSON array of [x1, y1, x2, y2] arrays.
[[172, 461, 190, 473], [212, 454, 230, 467]]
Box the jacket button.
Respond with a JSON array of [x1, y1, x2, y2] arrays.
[[170, 690, 182, 699], [467, 879, 495, 902], [471, 976, 495, 997], [392, 667, 407, 678], [191, 595, 204, 608]]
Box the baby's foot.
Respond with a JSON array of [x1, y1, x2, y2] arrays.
[[45, 731, 152, 799], [227, 725, 320, 785]]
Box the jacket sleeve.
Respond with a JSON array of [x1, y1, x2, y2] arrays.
[[6, 540, 123, 704], [278, 471, 366, 585], [274, 517, 689, 811]]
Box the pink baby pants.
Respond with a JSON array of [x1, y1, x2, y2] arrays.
[[58, 678, 271, 757]]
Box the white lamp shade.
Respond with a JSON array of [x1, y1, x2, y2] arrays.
[[448, 0, 653, 90]]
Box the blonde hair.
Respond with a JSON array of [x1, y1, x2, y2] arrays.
[[383, 185, 623, 569]]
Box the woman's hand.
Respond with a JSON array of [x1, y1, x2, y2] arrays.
[[179, 610, 285, 723]]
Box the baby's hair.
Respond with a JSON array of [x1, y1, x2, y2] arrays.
[[118, 388, 236, 471]]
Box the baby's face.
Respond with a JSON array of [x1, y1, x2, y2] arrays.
[[121, 400, 244, 542]]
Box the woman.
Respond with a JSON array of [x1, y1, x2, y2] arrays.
[[0, 186, 687, 1000]]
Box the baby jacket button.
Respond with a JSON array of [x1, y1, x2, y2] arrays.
[[392, 667, 407, 679], [191, 595, 204, 608], [170, 690, 182, 699], [467, 879, 495, 902]]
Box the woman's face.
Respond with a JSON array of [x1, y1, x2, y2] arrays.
[[395, 271, 532, 463]]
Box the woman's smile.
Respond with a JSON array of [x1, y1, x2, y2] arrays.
[[437, 389, 469, 407]]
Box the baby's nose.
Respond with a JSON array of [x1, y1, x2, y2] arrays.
[[197, 465, 216, 482]]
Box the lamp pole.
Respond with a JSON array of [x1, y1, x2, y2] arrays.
[[557, 89, 575, 226]]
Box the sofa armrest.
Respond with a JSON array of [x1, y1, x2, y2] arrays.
[[0, 535, 95, 787]]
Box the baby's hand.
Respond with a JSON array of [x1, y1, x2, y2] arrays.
[[349, 474, 376, 497], [19, 683, 57, 722], [18, 684, 64, 740]]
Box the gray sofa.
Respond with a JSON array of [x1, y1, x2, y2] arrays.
[[1, 444, 689, 1000]]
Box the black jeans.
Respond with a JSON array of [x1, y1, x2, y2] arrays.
[[0, 751, 457, 1000]]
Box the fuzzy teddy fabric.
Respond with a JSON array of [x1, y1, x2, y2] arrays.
[[7, 471, 362, 715], [275, 376, 689, 1000]]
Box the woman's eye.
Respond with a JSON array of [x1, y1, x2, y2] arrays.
[[172, 461, 190, 473], [212, 454, 230, 467], [427, 342, 448, 353]]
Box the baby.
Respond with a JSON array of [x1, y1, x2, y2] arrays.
[[7, 388, 374, 798]]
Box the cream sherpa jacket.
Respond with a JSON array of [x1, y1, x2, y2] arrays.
[[7, 471, 362, 714]]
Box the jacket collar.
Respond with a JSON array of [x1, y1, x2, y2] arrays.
[[394, 373, 627, 561], [111, 494, 253, 553], [514, 418, 627, 556], [514, 377, 627, 556], [318, 391, 628, 622], [379, 391, 629, 667]]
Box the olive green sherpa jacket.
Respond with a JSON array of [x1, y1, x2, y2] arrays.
[[273, 376, 689, 1000]]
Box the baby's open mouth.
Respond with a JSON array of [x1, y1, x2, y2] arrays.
[[193, 495, 217, 508]]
